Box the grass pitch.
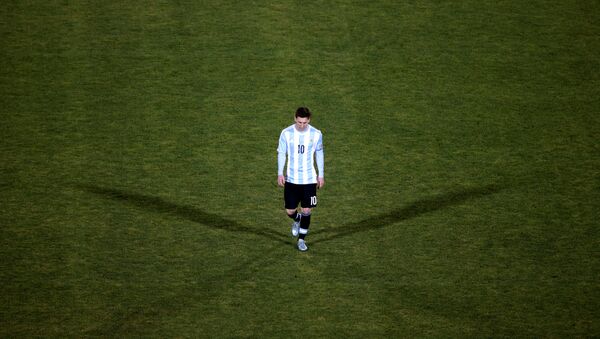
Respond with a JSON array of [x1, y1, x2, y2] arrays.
[[1, 1, 599, 337]]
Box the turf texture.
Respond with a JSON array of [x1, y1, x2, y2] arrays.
[[1, 1, 599, 337]]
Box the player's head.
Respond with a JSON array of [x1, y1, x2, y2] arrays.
[[295, 107, 312, 119], [294, 107, 311, 131]]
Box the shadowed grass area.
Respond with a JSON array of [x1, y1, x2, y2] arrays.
[[79, 184, 289, 245], [316, 184, 503, 243]]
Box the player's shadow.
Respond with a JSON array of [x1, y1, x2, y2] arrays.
[[79, 185, 289, 245], [313, 184, 502, 244]]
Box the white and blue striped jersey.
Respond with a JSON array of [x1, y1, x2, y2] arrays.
[[277, 124, 324, 185]]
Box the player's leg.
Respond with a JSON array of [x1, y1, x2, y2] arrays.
[[297, 184, 317, 251], [298, 207, 312, 239], [287, 208, 301, 237], [284, 182, 301, 236]]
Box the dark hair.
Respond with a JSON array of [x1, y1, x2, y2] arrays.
[[295, 107, 312, 118]]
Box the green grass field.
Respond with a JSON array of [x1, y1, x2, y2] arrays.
[[1, 1, 599, 337]]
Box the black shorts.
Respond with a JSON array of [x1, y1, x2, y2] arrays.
[[284, 182, 318, 209]]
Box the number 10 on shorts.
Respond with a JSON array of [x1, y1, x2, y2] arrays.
[[310, 196, 317, 205]]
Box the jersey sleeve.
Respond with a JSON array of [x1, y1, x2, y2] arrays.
[[277, 131, 287, 154], [277, 131, 287, 176], [315, 131, 323, 151], [315, 132, 324, 177]]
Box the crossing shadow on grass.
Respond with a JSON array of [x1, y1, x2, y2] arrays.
[[79, 185, 289, 245], [313, 184, 503, 244]]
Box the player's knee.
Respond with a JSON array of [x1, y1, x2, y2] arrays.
[[301, 208, 312, 216]]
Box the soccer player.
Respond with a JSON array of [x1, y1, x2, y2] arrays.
[[277, 107, 325, 252]]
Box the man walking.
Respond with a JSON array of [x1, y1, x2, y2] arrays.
[[277, 107, 325, 251]]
